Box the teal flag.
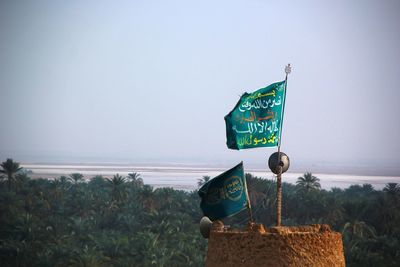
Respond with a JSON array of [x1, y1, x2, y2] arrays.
[[225, 81, 286, 150], [198, 162, 248, 221]]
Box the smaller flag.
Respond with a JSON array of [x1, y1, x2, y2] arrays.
[[198, 162, 249, 221]]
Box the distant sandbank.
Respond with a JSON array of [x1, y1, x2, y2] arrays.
[[21, 163, 400, 191]]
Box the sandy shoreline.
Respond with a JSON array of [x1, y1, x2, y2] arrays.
[[20, 163, 400, 191]]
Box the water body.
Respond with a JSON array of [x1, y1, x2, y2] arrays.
[[21, 163, 400, 191]]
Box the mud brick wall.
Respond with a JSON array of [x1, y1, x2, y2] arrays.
[[205, 224, 345, 267]]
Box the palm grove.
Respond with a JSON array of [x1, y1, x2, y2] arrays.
[[0, 159, 399, 266]]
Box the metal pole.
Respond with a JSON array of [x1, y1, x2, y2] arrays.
[[247, 197, 254, 223], [276, 64, 291, 227], [278, 64, 290, 147], [243, 168, 254, 222], [276, 166, 282, 226]]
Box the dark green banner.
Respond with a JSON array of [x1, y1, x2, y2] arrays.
[[198, 162, 248, 221], [225, 81, 286, 150]]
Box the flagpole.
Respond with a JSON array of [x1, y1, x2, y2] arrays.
[[243, 166, 254, 222], [276, 64, 291, 227], [244, 184, 254, 223]]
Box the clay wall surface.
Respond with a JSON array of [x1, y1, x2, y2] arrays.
[[205, 224, 345, 267]]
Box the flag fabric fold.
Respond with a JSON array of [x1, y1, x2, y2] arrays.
[[225, 81, 286, 150], [198, 162, 248, 221]]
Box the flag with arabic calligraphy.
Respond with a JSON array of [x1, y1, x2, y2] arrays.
[[198, 162, 249, 221], [225, 81, 286, 150]]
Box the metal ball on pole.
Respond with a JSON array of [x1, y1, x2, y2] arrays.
[[268, 152, 290, 226]]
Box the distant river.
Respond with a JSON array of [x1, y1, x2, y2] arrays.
[[22, 163, 400, 191]]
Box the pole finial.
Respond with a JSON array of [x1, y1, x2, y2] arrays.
[[285, 64, 291, 75]]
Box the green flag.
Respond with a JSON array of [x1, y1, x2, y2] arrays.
[[198, 162, 249, 221], [225, 81, 286, 150]]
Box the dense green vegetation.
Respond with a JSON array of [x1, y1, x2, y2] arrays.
[[1, 159, 399, 266]]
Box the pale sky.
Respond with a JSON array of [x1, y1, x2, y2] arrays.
[[1, 0, 399, 173]]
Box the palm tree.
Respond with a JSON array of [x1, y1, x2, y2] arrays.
[[58, 175, 71, 191], [68, 173, 84, 185], [127, 172, 144, 188], [197, 176, 210, 188], [383, 183, 400, 198], [296, 172, 321, 192], [341, 220, 377, 261], [69, 245, 110, 267], [89, 175, 107, 188], [245, 173, 268, 207], [138, 185, 156, 211], [382, 183, 400, 231], [155, 187, 176, 209], [50, 178, 62, 202], [323, 196, 345, 228], [342, 220, 377, 242], [107, 174, 127, 203], [0, 158, 23, 190]]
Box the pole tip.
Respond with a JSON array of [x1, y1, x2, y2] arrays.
[[285, 64, 292, 75]]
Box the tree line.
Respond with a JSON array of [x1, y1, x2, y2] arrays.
[[1, 159, 399, 266]]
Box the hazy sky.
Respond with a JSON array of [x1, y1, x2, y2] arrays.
[[1, 0, 400, 170]]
